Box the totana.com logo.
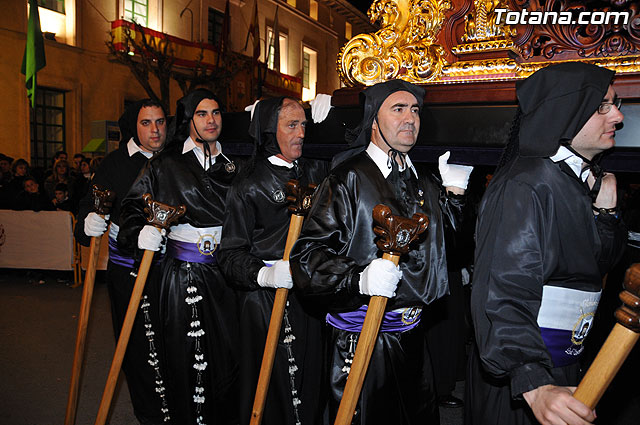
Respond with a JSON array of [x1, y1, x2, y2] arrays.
[[495, 8, 631, 25]]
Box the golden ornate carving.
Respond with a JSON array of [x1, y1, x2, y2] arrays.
[[461, 0, 515, 42], [338, 0, 452, 86], [439, 55, 640, 84]]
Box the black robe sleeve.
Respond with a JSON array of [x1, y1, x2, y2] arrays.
[[290, 173, 369, 312]]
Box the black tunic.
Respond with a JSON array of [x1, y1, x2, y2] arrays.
[[466, 157, 626, 425], [119, 144, 240, 425], [74, 143, 167, 424], [218, 156, 329, 425], [290, 151, 462, 425]]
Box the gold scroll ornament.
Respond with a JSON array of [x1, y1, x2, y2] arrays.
[[338, 0, 453, 86]]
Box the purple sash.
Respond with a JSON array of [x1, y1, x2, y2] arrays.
[[108, 237, 135, 268], [326, 304, 422, 333], [166, 239, 217, 264]]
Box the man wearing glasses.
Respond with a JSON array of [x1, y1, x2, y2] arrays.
[[466, 62, 627, 425]]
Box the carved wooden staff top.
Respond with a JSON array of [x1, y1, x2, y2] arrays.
[[142, 193, 186, 229], [91, 184, 116, 216], [372, 204, 429, 257], [285, 179, 318, 216]]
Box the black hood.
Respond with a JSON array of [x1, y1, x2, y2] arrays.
[[118, 99, 148, 148], [516, 62, 614, 157], [248, 96, 285, 157]]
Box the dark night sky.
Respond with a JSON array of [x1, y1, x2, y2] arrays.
[[348, 0, 372, 14]]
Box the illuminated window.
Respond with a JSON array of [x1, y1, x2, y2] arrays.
[[345, 22, 352, 39], [124, 0, 148, 26], [309, 0, 318, 20], [30, 88, 66, 168], [38, 0, 64, 14], [266, 28, 288, 74], [302, 46, 317, 102]]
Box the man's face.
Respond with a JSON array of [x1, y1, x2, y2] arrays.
[[58, 153, 67, 162], [137, 106, 167, 153], [571, 85, 624, 160], [276, 99, 306, 163], [0, 160, 10, 173], [371, 91, 420, 156], [24, 179, 38, 194], [73, 157, 82, 169], [190, 98, 222, 143]]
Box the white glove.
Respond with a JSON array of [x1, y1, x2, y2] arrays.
[[257, 260, 293, 289], [359, 258, 402, 298], [137, 225, 166, 252], [438, 151, 473, 190], [244, 99, 260, 120], [84, 212, 109, 237], [309, 93, 332, 123]]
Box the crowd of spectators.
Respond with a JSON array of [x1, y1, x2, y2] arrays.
[[0, 151, 101, 214]]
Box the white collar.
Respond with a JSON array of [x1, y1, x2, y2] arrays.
[[127, 138, 153, 159], [365, 142, 417, 179], [549, 145, 588, 182], [268, 155, 295, 169], [182, 137, 222, 169]]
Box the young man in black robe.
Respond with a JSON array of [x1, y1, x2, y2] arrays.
[[466, 62, 627, 425], [74, 99, 168, 424], [118, 89, 239, 425], [218, 97, 329, 425], [290, 79, 471, 425]]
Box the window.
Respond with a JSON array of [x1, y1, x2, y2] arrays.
[[38, 0, 64, 14], [309, 0, 318, 20], [266, 28, 288, 74], [345, 22, 352, 40], [30, 88, 65, 169], [208, 7, 224, 46], [302, 46, 317, 101], [124, 0, 148, 26]]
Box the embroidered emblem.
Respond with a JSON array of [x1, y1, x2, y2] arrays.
[[272, 189, 286, 203], [197, 234, 217, 256], [225, 162, 236, 173], [571, 312, 595, 346], [401, 307, 422, 325]]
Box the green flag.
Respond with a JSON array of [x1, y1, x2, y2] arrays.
[[21, 0, 46, 108]]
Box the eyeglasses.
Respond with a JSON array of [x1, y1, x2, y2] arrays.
[[598, 98, 622, 114]]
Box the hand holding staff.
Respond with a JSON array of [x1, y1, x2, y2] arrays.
[[250, 180, 317, 425], [95, 194, 185, 425], [65, 185, 115, 425], [334, 204, 429, 425], [573, 263, 640, 409]]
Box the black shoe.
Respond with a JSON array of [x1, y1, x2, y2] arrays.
[[438, 394, 463, 408]]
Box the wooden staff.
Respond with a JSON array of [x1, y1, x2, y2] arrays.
[[334, 204, 429, 425], [250, 180, 318, 425], [95, 194, 185, 425], [65, 185, 115, 425], [573, 263, 640, 409]]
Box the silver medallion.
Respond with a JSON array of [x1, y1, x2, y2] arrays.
[[396, 229, 410, 247], [272, 189, 286, 203], [225, 162, 236, 173]]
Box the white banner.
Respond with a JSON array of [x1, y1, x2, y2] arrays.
[[0, 210, 75, 270]]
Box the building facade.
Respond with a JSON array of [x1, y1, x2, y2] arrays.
[[0, 0, 372, 167]]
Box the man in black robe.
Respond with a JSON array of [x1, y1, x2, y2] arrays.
[[218, 97, 329, 425], [118, 89, 239, 425], [466, 62, 627, 425], [75, 99, 168, 424], [290, 79, 470, 425]]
